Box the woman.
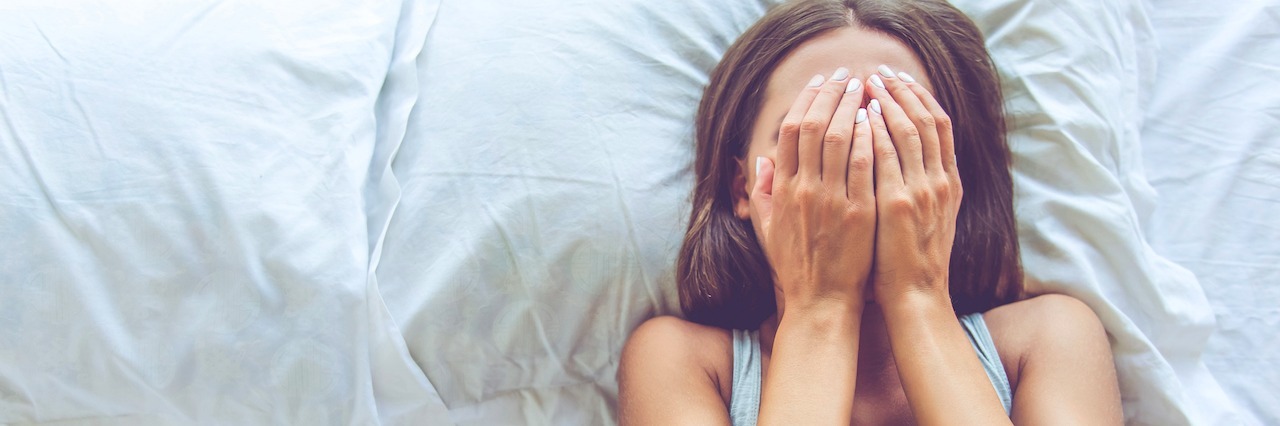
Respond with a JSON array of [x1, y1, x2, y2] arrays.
[[618, 0, 1123, 424]]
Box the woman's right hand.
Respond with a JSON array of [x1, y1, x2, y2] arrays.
[[752, 68, 877, 312]]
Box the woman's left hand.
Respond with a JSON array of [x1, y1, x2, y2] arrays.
[[861, 67, 963, 304]]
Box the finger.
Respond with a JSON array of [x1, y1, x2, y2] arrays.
[[847, 106, 874, 202], [822, 77, 861, 185], [866, 96, 904, 190], [868, 69, 925, 183], [889, 69, 943, 176], [902, 79, 957, 177], [751, 156, 776, 225], [776, 74, 826, 180], [798, 67, 853, 180]]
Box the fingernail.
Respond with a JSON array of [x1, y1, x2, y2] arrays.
[[869, 99, 881, 114], [877, 64, 894, 78], [855, 108, 868, 124], [807, 74, 825, 87], [831, 67, 850, 81], [845, 78, 862, 93], [869, 74, 885, 89], [756, 156, 764, 176], [897, 71, 915, 83]]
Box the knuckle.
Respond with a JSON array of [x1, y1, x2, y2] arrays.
[[931, 175, 952, 189], [794, 183, 819, 201], [899, 124, 921, 139], [911, 186, 932, 201], [799, 118, 826, 134], [932, 181, 952, 202], [918, 114, 937, 130], [886, 195, 914, 213], [823, 132, 848, 145], [935, 114, 953, 131], [877, 146, 899, 162], [932, 176, 950, 193], [848, 155, 872, 174], [844, 202, 872, 221], [779, 121, 802, 138]]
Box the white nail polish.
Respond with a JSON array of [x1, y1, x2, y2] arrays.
[[756, 156, 763, 176], [897, 71, 915, 83], [831, 67, 850, 81], [869, 99, 881, 114], [807, 74, 825, 87], [878, 64, 894, 78], [869, 74, 885, 89], [856, 108, 868, 124], [845, 78, 861, 93]]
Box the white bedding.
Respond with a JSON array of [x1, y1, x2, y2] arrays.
[[1, 0, 1273, 424], [0, 0, 449, 423], [1141, 0, 1280, 424]]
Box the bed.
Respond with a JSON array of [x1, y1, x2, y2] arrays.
[[0, 0, 1273, 424]]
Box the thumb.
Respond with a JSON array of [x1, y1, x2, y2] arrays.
[[751, 156, 775, 225]]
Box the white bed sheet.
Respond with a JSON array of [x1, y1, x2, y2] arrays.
[[0, 1, 449, 423], [1141, 0, 1280, 424], [1, 0, 1266, 423], [376, 0, 1236, 424]]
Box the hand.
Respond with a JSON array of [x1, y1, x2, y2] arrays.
[[862, 67, 963, 304], [751, 69, 876, 311]]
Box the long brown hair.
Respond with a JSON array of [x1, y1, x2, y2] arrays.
[[678, 0, 1023, 330]]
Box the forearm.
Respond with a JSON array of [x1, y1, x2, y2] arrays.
[[881, 290, 1012, 425], [758, 302, 862, 426]]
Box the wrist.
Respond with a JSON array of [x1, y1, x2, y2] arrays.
[[781, 296, 865, 326], [877, 287, 953, 319]]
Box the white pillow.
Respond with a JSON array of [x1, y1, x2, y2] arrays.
[[377, 0, 1226, 424], [375, 1, 780, 423], [954, 0, 1235, 424], [0, 0, 448, 423]]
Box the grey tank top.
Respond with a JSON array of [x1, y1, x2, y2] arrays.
[[729, 313, 1013, 426]]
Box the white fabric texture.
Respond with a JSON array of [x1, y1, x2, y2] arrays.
[[958, 0, 1239, 424], [0, 0, 450, 424], [1141, 0, 1280, 424], [374, 1, 761, 423], [375, 0, 1236, 424], [1, 0, 1266, 424]]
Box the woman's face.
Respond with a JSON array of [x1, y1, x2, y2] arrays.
[[733, 27, 929, 230]]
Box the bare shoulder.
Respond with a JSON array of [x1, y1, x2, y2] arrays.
[[983, 293, 1106, 340], [618, 316, 735, 408], [980, 294, 1111, 388], [621, 316, 734, 372]]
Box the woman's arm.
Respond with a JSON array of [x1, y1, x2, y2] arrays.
[[882, 294, 1123, 425], [753, 69, 876, 425], [759, 303, 862, 425], [880, 293, 1013, 425], [863, 67, 1122, 424], [618, 317, 732, 426], [862, 67, 1012, 425], [991, 295, 1124, 425]]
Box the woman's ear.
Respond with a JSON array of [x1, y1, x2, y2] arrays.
[[732, 157, 752, 220]]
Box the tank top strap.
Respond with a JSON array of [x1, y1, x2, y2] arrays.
[[729, 329, 762, 426], [959, 312, 1014, 414]]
